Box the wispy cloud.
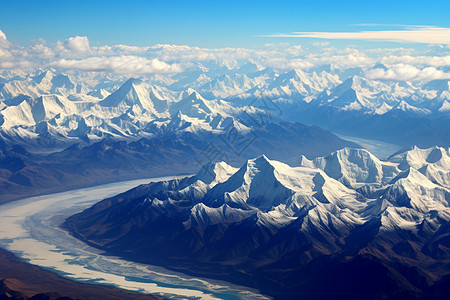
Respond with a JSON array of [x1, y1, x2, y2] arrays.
[[264, 26, 450, 44]]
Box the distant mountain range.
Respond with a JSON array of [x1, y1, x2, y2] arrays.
[[65, 146, 450, 300], [0, 63, 449, 149], [0, 121, 357, 203]]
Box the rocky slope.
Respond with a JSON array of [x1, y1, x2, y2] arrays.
[[65, 146, 450, 299]]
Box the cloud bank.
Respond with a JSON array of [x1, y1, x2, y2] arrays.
[[365, 64, 450, 81], [0, 28, 449, 81], [50, 56, 182, 74]]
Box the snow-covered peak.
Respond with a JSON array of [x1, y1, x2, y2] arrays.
[[203, 155, 296, 211], [0, 67, 448, 147], [438, 100, 450, 112], [160, 111, 215, 134], [165, 110, 192, 128], [238, 59, 264, 75], [301, 148, 398, 188], [171, 89, 213, 118], [388, 146, 450, 188], [32, 70, 55, 85], [267, 68, 340, 99], [179, 88, 204, 101], [99, 77, 168, 115], [87, 88, 110, 99], [374, 102, 393, 115], [389, 146, 450, 170], [272, 69, 311, 88], [315, 76, 366, 110], [383, 167, 449, 213], [202, 154, 367, 214], [334, 75, 388, 95], [30, 94, 78, 122], [392, 100, 431, 115], [336, 75, 359, 91], [195, 161, 238, 185], [199, 149, 450, 217]]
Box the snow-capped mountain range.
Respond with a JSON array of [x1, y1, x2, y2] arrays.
[[65, 146, 450, 299], [0, 62, 449, 149]]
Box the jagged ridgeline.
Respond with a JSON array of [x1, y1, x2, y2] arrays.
[[0, 66, 449, 149], [65, 146, 450, 300]]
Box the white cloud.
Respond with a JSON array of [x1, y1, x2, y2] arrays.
[[54, 36, 91, 57], [365, 64, 450, 81], [380, 55, 450, 68], [0, 48, 12, 58], [49, 56, 183, 74], [94, 44, 150, 56], [265, 26, 450, 44], [28, 43, 55, 59], [0, 59, 34, 69], [0, 29, 449, 78], [285, 45, 304, 56], [65, 36, 90, 53]]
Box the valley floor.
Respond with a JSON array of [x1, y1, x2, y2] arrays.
[[0, 248, 164, 300], [0, 178, 270, 300]]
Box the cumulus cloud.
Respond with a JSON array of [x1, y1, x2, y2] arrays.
[[50, 56, 183, 74], [64, 36, 90, 53], [265, 26, 450, 44], [0, 29, 449, 80], [54, 36, 91, 57], [365, 64, 450, 81]]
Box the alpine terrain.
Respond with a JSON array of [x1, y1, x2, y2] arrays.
[[66, 146, 450, 300]]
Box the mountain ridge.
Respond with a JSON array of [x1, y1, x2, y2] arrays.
[[1, 66, 449, 149], [64, 146, 450, 299]]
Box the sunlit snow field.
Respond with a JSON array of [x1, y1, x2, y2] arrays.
[[0, 177, 270, 300]]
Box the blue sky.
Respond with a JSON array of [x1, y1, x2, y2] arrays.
[[0, 0, 449, 48]]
